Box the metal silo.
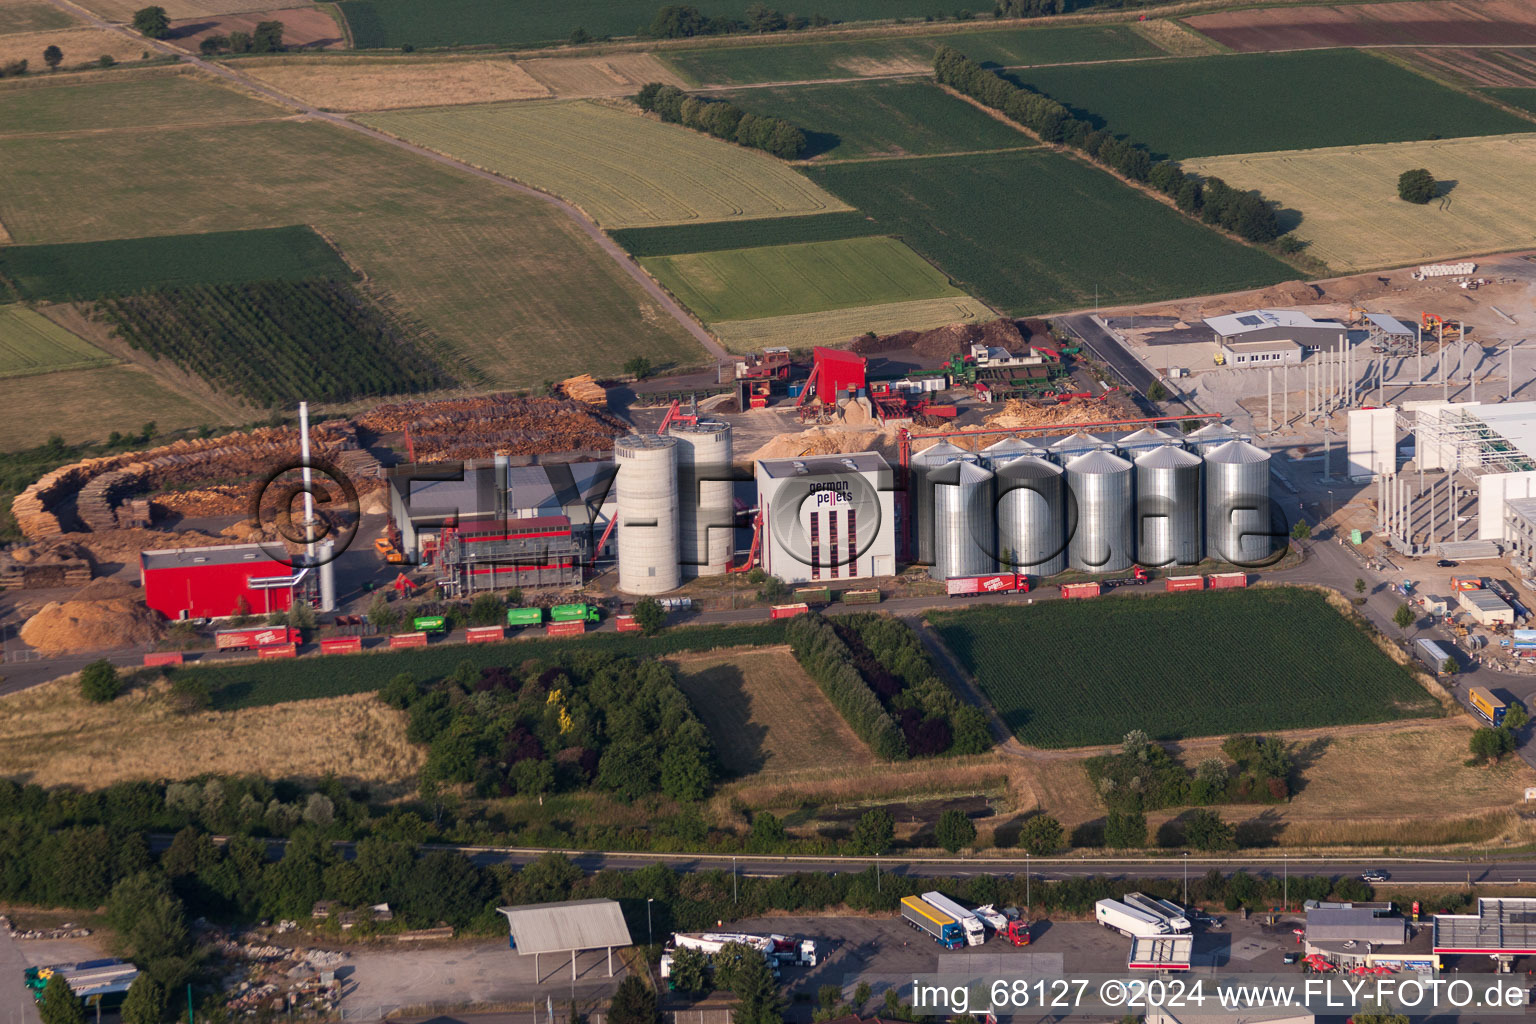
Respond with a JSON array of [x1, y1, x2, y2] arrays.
[[981, 436, 1036, 470], [910, 439, 964, 564], [669, 420, 733, 577], [931, 460, 996, 580], [615, 433, 680, 594], [1204, 439, 1275, 565], [1116, 427, 1176, 456], [1065, 448, 1133, 573], [1049, 431, 1104, 462], [1134, 444, 1203, 568], [1187, 422, 1239, 452], [996, 455, 1068, 576]]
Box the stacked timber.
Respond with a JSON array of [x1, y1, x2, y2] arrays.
[[558, 374, 608, 405]]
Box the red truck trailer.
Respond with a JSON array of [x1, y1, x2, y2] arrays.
[[215, 626, 300, 651], [319, 636, 363, 655], [547, 620, 586, 636], [465, 626, 505, 644], [770, 603, 810, 619], [389, 631, 429, 648], [258, 642, 298, 659], [946, 573, 1029, 596], [1060, 582, 1101, 599], [143, 652, 183, 667], [615, 614, 642, 633], [1164, 575, 1204, 592], [1209, 572, 1248, 589]]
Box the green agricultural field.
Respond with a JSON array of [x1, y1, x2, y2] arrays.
[[610, 210, 879, 257], [929, 589, 1438, 748], [0, 79, 704, 385], [0, 72, 281, 136], [1009, 49, 1535, 159], [808, 150, 1292, 315], [1485, 87, 1536, 116], [339, 0, 947, 52], [0, 225, 351, 301], [641, 235, 965, 322], [0, 305, 115, 378], [719, 78, 1031, 160], [664, 23, 1167, 87], [361, 99, 847, 228]]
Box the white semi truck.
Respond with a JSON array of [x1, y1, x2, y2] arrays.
[[1124, 893, 1192, 933], [1094, 898, 1170, 937], [659, 932, 816, 988], [922, 891, 987, 946]]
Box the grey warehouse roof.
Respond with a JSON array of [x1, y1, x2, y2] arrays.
[[1365, 313, 1414, 336], [1435, 897, 1536, 953], [1305, 907, 1406, 944], [1204, 309, 1337, 337], [498, 899, 632, 956], [1462, 589, 1512, 612]]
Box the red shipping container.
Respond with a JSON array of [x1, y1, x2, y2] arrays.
[[1060, 582, 1101, 599], [1164, 575, 1205, 592], [547, 620, 586, 636], [615, 615, 642, 632], [216, 626, 299, 651], [770, 603, 810, 619], [389, 631, 429, 648], [946, 573, 1018, 596], [1209, 572, 1248, 589], [320, 636, 363, 654], [258, 642, 298, 659], [144, 652, 183, 667], [466, 626, 505, 644]]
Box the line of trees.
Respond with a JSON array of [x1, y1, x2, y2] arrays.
[[1087, 729, 1294, 817], [634, 82, 807, 160], [198, 19, 285, 55], [646, 4, 834, 39], [785, 613, 908, 759], [932, 45, 1283, 245]]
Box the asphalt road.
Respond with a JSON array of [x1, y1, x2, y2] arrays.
[[1058, 314, 1159, 397]]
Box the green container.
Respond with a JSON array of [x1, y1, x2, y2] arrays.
[[841, 589, 881, 605], [412, 615, 446, 633], [1350, 528, 1363, 545], [793, 587, 831, 605], [507, 607, 543, 626], [550, 603, 600, 623]]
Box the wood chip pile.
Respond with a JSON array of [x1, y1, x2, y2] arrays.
[[849, 317, 1029, 359], [19, 578, 164, 655], [395, 396, 629, 462]]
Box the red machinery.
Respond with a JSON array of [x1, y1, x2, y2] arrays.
[[728, 511, 763, 573], [797, 347, 867, 409], [1103, 565, 1150, 589], [657, 398, 699, 434]]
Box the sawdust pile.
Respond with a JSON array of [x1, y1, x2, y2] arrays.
[[20, 578, 163, 656], [982, 399, 1113, 431], [359, 394, 628, 461], [748, 428, 889, 462]]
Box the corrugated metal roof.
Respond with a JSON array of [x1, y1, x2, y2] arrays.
[[1135, 445, 1201, 469], [1305, 908, 1406, 943], [141, 543, 285, 571], [1365, 313, 1414, 336], [1204, 439, 1269, 464], [498, 899, 632, 955], [1461, 589, 1512, 612], [1204, 309, 1336, 337]]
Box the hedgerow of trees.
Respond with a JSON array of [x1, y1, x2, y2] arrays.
[[1088, 730, 1292, 813], [97, 279, 450, 407], [646, 4, 834, 38], [785, 613, 908, 759], [634, 82, 807, 159], [932, 46, 1283, 245]]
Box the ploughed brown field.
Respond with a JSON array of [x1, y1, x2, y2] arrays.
[[1184, 0, 1536, 51], [1405, 46, 1536, 87], [164, 5, 343, 52]]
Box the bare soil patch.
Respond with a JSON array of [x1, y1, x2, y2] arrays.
[[166, 6, 342, 51], [1405, 46, 1536, 87], [239, 57, 548, 110], [1185, 1, 1536, 51]]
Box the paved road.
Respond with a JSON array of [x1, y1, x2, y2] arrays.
[[1058, 313, 1159, 397], [34, 0, 728, 367]]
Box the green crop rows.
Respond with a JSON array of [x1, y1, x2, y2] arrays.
[[1010, 50, 1536, 159], [929, 589, 1438, 748], [718, 79, 1032, 160], [0, 225, 352, 302], [179, 622, 789, 711], [610, 211, 879, 257], [808, 150, 1291, 315], [1484, 88, 1536, 117], [665, 24, 1165, 86]]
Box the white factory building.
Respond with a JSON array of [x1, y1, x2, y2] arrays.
[[755, 452, 895, 585], [1205, 309, 1348, 366]]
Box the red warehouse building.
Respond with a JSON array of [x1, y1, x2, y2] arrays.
[[140, 543, 304, 620]]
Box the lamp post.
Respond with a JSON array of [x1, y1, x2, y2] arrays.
[[732, 857, 738, 904], [1026, 853, 1030, 909], [1183, 852, 1189, 906], [646, 897, 653, 945], [876, 853, 880, 893], [1283, 855, 1288, 912]]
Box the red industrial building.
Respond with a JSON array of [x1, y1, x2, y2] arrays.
[[140, 543, 304, 620], [800, 347, 867, 406]]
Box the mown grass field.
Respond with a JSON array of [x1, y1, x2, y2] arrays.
[[720, 78, 1031, 160], [668, 646, 875, 777], [641, 235, 965, 322], [0, 304, 115, 377], [929, 588, 1438, 748], [1009, 49, 1535, 159], [664, 23, 1167, 86], [611, 210, 879, 257], [0, 78, 703, 385], [0, 225, 351, 300], [1184, 134, 1536, 272], [0, 26, 153, 67], [339, 0, 948, 51], [238, 58, 550, 111], [0, 1, 77, 34], [710, 295, 993, 353], [361, 99, 847, 228], [0, 362, 228, 449], [809, 150, 1292, 315], [0, 72, 281, 135]]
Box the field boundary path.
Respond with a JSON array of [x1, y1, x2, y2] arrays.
[[29, 0, 729, 366]]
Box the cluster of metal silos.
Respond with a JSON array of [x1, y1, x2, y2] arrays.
[[915, 431, 1276, 578]]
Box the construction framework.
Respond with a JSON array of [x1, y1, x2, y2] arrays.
[[1413, 405, 1536, 476]]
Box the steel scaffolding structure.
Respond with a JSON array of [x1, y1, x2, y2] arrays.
[[1413, 405, 1536, 476]]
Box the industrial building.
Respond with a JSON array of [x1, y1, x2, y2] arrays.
[[140, 543, 308, 619], [498, 898, 632, 982], [1205, 310, 1348, 365], [756, 452, 896, 585], [1433, 897, 1536, 966]]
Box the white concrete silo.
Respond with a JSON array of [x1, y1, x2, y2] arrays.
[[669, 420, 734, 577], [615, 433, 681, 594]]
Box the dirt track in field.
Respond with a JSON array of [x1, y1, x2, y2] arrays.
[[1184, 0, 1536, 51]]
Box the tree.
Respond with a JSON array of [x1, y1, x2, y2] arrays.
[[609, 975, 659, 1024], [569, 26, 591, 44], [286, 600, 316, 632], [1393, 603, 1416, 635], [1146, 381, 1168, 401], [1017, 814, 1063, 855], [198, 34, 226, 54], [131, 6, 169, 37], [79, 659, 121, 703], [1470, 726, 1514, 764], [847, 808, 894, 855], [226, 29, 251, 52], [1505, 700, 1529, 731], [467, 591, 505, 626], [631, 596, 666, 635], [649, 4, 709, 37], [43, 45, 62, 70], [1355, 578, 1366, 595], [107, 872, 190, 964], [39, 973, 85, 1024], [934, 809, 977, 853], [1183, 809, 1237, 851], [120, 975, 165, 1024], [747, 812, 786, 852], [1290, 518, 1311, 541], [367, 594, 399, 630], [252, 19, 284, 52], [1104, 810, 1147, 849], [659, 740, 711, 802], [1397, 168, 1437, 204], [1441, 657, 1459, 677], [669, 945, 710, 994], [715, 942, 781, 1024]]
